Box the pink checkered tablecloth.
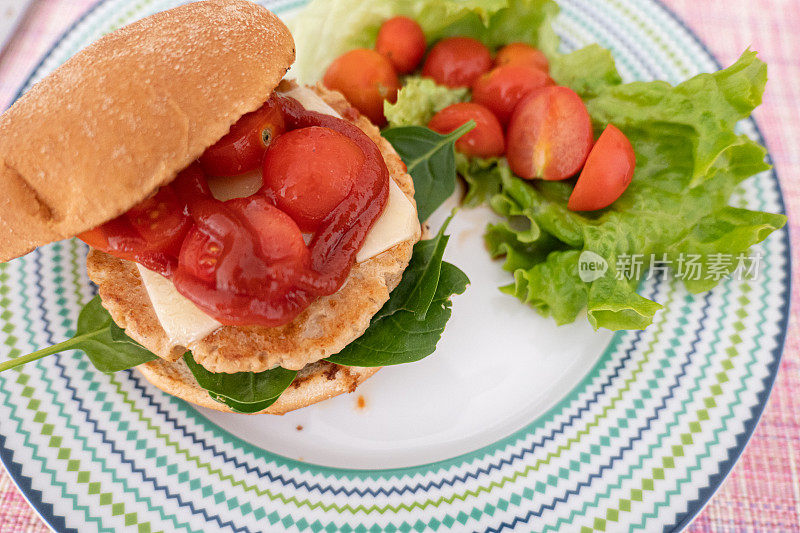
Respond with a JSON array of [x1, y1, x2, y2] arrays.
[[0, 1, 797, 531]]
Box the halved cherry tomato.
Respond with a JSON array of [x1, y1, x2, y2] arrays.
[[506, 86, 593, 180], [226, 197, 310, 265], [177, 227, 224, 284], [323, 48, 400, 126], [178, 196, 309, 286], [261, 126, 365, 232], [175, 196, 311, 326], [125, 186, 191, 256], [472, 65, 553, 126], [495, 42, 549, 73], [422, 37, 492, 88], [568, 124, 635, 211], [376, 16, 427, 74], [77, 226, 109, 251], [199, 97, 285, 177], [428, 102, 504, 158], [77, 185, 191, 276]]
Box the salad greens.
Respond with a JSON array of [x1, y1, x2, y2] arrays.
[[483, 49, 785, 329], [291, 0, 786, 331], [385, 76, 469, 128], [382, 122, 474, 222], [289, 0, 559, 83], [0, 296, 156, 373]]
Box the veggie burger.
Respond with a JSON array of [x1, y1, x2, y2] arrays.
[[0, 0, 442, 413]]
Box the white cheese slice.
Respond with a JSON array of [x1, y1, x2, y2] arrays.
[[206, 169, 262, 202], [279, 85, 342, 118], [136, 264, 222, 347], [136, 86, 420, 347], [357, 179, 420, 262]]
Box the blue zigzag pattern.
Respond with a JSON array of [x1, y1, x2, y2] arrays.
[[484, 293, 711, 533], [44, 274, 698, 532]]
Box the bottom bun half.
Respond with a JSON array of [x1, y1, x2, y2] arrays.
[[137, 358, 379, 415]]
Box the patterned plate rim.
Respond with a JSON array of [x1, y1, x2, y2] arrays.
[[0, 1, 792, 532]]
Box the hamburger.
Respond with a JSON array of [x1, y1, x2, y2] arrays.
[[0, 0, 466, 414]]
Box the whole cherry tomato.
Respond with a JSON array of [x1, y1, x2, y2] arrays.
[[568, 124, 636, 211], [323, 48, 400, 126], [422, 37, 492, 88], [199, 97, 285, 177], [428, 102, 504, 158], [375, 16, 427, 74], [495, 42, 549, 73], [506, 86, 593, 180], [261, 126, 365, 232], [472, 65, 553, 126]]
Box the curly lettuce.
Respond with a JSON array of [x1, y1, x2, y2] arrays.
[[385, 77, 469, 128], [483, 49, 785, 330]]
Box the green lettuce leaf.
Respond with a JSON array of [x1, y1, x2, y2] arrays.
[[385, 77, 469, 128], [290, 0, 559, 83], [551, 44, 623, 98], [487, 51, 785, 330], [458, 154, 507, 207]]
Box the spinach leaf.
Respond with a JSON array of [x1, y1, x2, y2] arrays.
[[0, 295, 157, 373], [184, 353, 297, 414], [375, 216, 455, 321], [326, 219, 469, 367], [382, 122, 474, 222]]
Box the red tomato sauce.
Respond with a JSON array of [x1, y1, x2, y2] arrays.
[[79, 94, 389, 328]]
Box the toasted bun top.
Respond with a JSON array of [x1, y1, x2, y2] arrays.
[[0, 0, 294, 263]]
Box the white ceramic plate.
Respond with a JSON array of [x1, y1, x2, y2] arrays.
[[0, 0, 791, 531]]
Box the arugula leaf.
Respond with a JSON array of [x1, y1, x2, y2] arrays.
[[385, 77, 470, 128], [383, 122, 474, 222], [326, 220, 469, 367], [0, 295, 156, 373], [375, 216, 456, 321], [207, 393, 279, 415], [184, 353, 297, 414]]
